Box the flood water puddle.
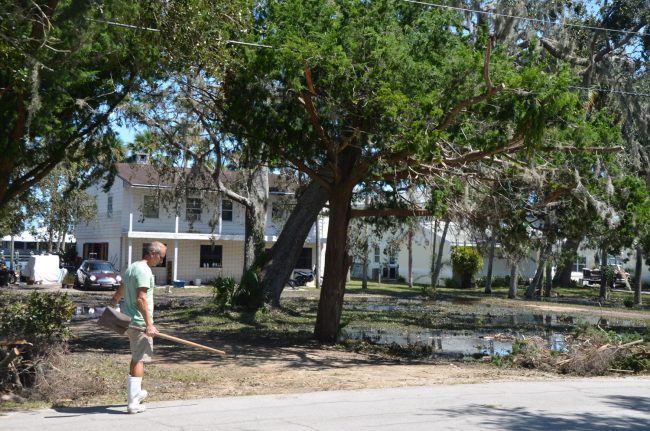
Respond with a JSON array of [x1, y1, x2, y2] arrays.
[[71, 305, 105, 321], [338, 328, 568, 357], [344, 302, 643, 329]]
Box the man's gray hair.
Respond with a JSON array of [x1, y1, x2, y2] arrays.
[[143, 242, 163, 258]]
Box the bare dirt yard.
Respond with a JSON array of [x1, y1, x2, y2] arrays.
[[59, 286, 567, 407], [68, 319, 557, 406], [8, 283, 648, 408]]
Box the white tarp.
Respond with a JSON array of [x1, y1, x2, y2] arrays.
[[23, 255, 61, 283]]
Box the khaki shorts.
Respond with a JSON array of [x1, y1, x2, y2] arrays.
[[127, 327, 154, 363]]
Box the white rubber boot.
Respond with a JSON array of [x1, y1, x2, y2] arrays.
[[127, 375, 146, 414]]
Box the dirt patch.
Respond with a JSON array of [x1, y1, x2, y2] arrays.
[[63, 319, 558, 406], [9, 286, 645, 408]]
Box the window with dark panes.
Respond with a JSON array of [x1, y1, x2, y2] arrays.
[[374, 246, 380, 263], [222, 199, 233, 221], [295, 248, 312, 269], [107, 195, 113, 218], [83, 242, 108, 260], [200, 245, 222, 268], [143, 195, 159, 218], [186, 197, 202, 221]]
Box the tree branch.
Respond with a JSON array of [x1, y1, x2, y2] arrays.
[[299, 63, 336, 160], [438, 36, 505, 131], [351, 208, 433, 218], [442, 137, 525, 167], [287, 156, 332, 193]]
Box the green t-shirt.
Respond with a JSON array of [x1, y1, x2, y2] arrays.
[[123, 260, 154, 328]]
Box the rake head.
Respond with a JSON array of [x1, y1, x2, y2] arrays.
[[97, 306, 132, 335]]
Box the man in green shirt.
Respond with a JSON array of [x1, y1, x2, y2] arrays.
[[109, 241, 167, 414]]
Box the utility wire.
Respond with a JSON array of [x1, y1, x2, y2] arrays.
[[568, 85, 650, 98], [401, 0, 648, 37], [93, 8, 649, 97]]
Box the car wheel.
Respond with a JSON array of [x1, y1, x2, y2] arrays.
[[8, 274, 16, 284]]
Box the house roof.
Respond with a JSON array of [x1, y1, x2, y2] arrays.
[[115, 163, 291, 192], [1, 229, 75, 243]]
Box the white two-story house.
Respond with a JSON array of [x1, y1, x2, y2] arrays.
[[75, 158, 327, 285]]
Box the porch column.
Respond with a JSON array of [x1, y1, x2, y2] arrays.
[[173, 240, 179, 281], [128, 238, 133, 266], [315, 214, 320, 288], [173, 215, 179, 281]]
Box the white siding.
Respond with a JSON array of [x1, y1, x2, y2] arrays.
[[75, 181, 123, 260], [76, 174, 324, 285]]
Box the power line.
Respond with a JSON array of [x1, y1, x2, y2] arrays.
[[91, 19, 160, 32], [93, 9, 649, 98], [401, 0, 648, 37], [568, 85, 650, 97]]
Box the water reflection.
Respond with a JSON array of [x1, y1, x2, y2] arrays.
[[344, 302, 641, 329], [71, 305, 104, 321], [338, 327, 575, 358], [338, 327, 515, 357], [550, 334, 568, 352]]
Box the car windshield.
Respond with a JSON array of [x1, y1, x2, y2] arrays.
[[87, 262, 115, 272]]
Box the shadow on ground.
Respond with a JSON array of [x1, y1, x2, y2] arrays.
[[437, 398, 650, 431]]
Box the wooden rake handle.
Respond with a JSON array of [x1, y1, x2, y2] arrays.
[[155, 331, 226, 356]]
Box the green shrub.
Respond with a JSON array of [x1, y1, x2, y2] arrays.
[[211, 277, 237, 310], [623, 297, 635, 308], [0, 292, 75, 394], [211, 271, 264, 311], [476, 276, 508, 288], [0, 291, 75, 346], [444, 278, 460, 289], [233, 269, 264, 311], [451, 247, 483, 289], [601, 265, 616, 287]]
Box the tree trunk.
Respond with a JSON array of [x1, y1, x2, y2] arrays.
[[634, 245, 642, 306], [599, 242, 609, 302], [361, 258, 368, 290], [47, 226, 54, 253], [554, 238, 579, 287], [543, 260, 553, 297], [430, 220, 437, 288], [525, 245, 549, 298], [484, 235, 496, 294], [242, 165, 269, 276], [261, 180, 328, 307], [407, 224, 413, 288], [431, 219, 449, 288], [508, 261, 518, 299], [314, 185, 354, 342]]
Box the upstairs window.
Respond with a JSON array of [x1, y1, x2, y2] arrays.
[[389, 251, 397, 265], [186, 197, 202, 222], [107, 195, 113, 218], [374, 246, 380, 263], [222, 199, 233, 221], [143, 195, 159, 219]]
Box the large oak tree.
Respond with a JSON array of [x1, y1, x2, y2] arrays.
[[0, 0, 162, 210], [223, 0, 608, 341]]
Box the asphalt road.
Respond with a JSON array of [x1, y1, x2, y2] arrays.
[[2, 377, 649, 430]]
